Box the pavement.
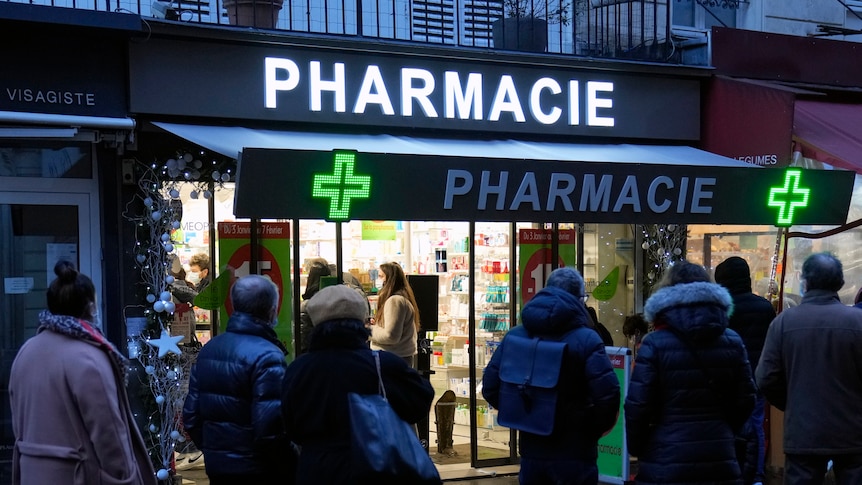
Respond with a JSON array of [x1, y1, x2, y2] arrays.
[[175, 465, 521, 484]]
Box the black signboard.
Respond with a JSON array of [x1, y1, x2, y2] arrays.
[[235, 149, 854, 226], [129, 38, 700, 140], [0, 32, 128, 118]]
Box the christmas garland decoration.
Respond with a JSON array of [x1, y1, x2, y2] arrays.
[[123, 150, 234, 482], [640, 223, 687, 294]]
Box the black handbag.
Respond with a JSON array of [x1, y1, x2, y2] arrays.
[[347, 351, 441, 484]]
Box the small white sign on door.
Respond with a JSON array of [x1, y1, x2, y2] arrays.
[[4, 277, 34, 295]]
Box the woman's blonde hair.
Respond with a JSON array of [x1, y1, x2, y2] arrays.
[[376, 262, 420, 331]]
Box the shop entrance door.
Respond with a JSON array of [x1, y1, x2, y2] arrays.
[[0, 191, 97, 483]]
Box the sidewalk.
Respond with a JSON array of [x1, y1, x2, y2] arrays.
[[176, 468, 520, 484]]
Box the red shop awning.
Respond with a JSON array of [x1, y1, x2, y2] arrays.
[[794, 100, 862, 175], [702, 77, 799, 166]]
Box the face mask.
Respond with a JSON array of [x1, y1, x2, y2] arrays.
[[269, 317, 278, 329], [88, 302, 102, 330], [187, 271, 201, 285]]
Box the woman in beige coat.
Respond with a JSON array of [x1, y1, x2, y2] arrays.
[[370, 262, 421, 367], [9, 261, 156, 485]]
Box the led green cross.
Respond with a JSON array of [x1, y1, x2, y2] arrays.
[[312, 151, 371, 221], [767, 169, 810, 226]]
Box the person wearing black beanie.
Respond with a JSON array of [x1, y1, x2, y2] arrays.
[[714, 256, 775, 485]]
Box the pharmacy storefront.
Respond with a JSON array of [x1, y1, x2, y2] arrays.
[[126, 27, 854, 479]]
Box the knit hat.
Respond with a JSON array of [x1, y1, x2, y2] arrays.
[[714, 256, 751, 293], [306, 284, 369, 325], [545, 267, 586, 299]]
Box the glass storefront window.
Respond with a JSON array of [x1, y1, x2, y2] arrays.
[[0, 142, 92, 178], [688, 223, 862, 307]]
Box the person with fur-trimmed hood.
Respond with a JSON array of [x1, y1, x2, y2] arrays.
[[483, 267, 620, 485], [625, 261, 756, 485]]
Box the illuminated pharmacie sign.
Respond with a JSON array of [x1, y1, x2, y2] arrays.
[[129, 39, 701, 139], [235, 149, 854, 225], [264, 57, 615, 128]]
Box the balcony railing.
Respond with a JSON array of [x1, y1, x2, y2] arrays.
[[9, 0, 687, 63]]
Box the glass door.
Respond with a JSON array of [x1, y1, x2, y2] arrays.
[[0, 191, 96, 483]]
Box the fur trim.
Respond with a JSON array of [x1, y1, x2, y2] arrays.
[[644, 281, 733, 322]]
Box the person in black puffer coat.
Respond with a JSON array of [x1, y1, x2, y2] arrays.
[[715, 256, 776, 485], [625, 261, 756, 485], [483, 267, 620, 485], [182, 275, 293, 484], [282, 284, 435, 485]]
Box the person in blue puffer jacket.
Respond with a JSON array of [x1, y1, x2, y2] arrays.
[[483, 267, 620, 485], [183, 275, 293, 484], [625, 261, 756, 485]]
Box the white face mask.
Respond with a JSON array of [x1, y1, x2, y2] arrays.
[[187, 271, 201, 285], [88, 302, 102, 330]]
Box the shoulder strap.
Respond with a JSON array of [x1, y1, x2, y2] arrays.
[[373, 350, 387, 400]]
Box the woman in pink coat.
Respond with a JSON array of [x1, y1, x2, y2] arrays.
[[9, 260, 156, 485]]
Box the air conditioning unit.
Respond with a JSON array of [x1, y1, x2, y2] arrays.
[[671, 26, 708, 47]]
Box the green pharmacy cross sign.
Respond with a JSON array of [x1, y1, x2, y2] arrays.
[[767, 169, 811, 227], [312, 151, 372, 221]]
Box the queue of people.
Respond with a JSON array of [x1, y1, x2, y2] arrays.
[[10, 253, 862, 484]]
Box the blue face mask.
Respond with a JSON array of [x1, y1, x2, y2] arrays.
[[269, 317, 278, 329]]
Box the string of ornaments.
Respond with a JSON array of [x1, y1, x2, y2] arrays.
[[640, 223, 687, 293], [123, 150, 233, 482]]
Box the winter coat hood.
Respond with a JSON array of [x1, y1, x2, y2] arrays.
[[714, 256, 752, 294], [521, 286, 591, 335], [644, 281, 734, 343]]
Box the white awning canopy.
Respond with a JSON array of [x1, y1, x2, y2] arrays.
[[152, 121, 755, 168]]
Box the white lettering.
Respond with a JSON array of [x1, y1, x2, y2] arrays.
[[488, 76, 526, 122], [569, 80, 579, 125], [401, 68, 437, 117], [587, 81, 614, 127], [354, 65, 395, 115], [310, 61, 346, 112], [264, 57, 300, 109], [444, 72, 483, 120], [263, 57, 621, 131], [530, 78, 562, 125]]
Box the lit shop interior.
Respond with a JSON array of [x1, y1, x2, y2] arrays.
[[178, 181, 639, 468], [167, 153, 859, 471]]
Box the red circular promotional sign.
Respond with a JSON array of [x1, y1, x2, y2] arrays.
[[224, 244, 283, 315]]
